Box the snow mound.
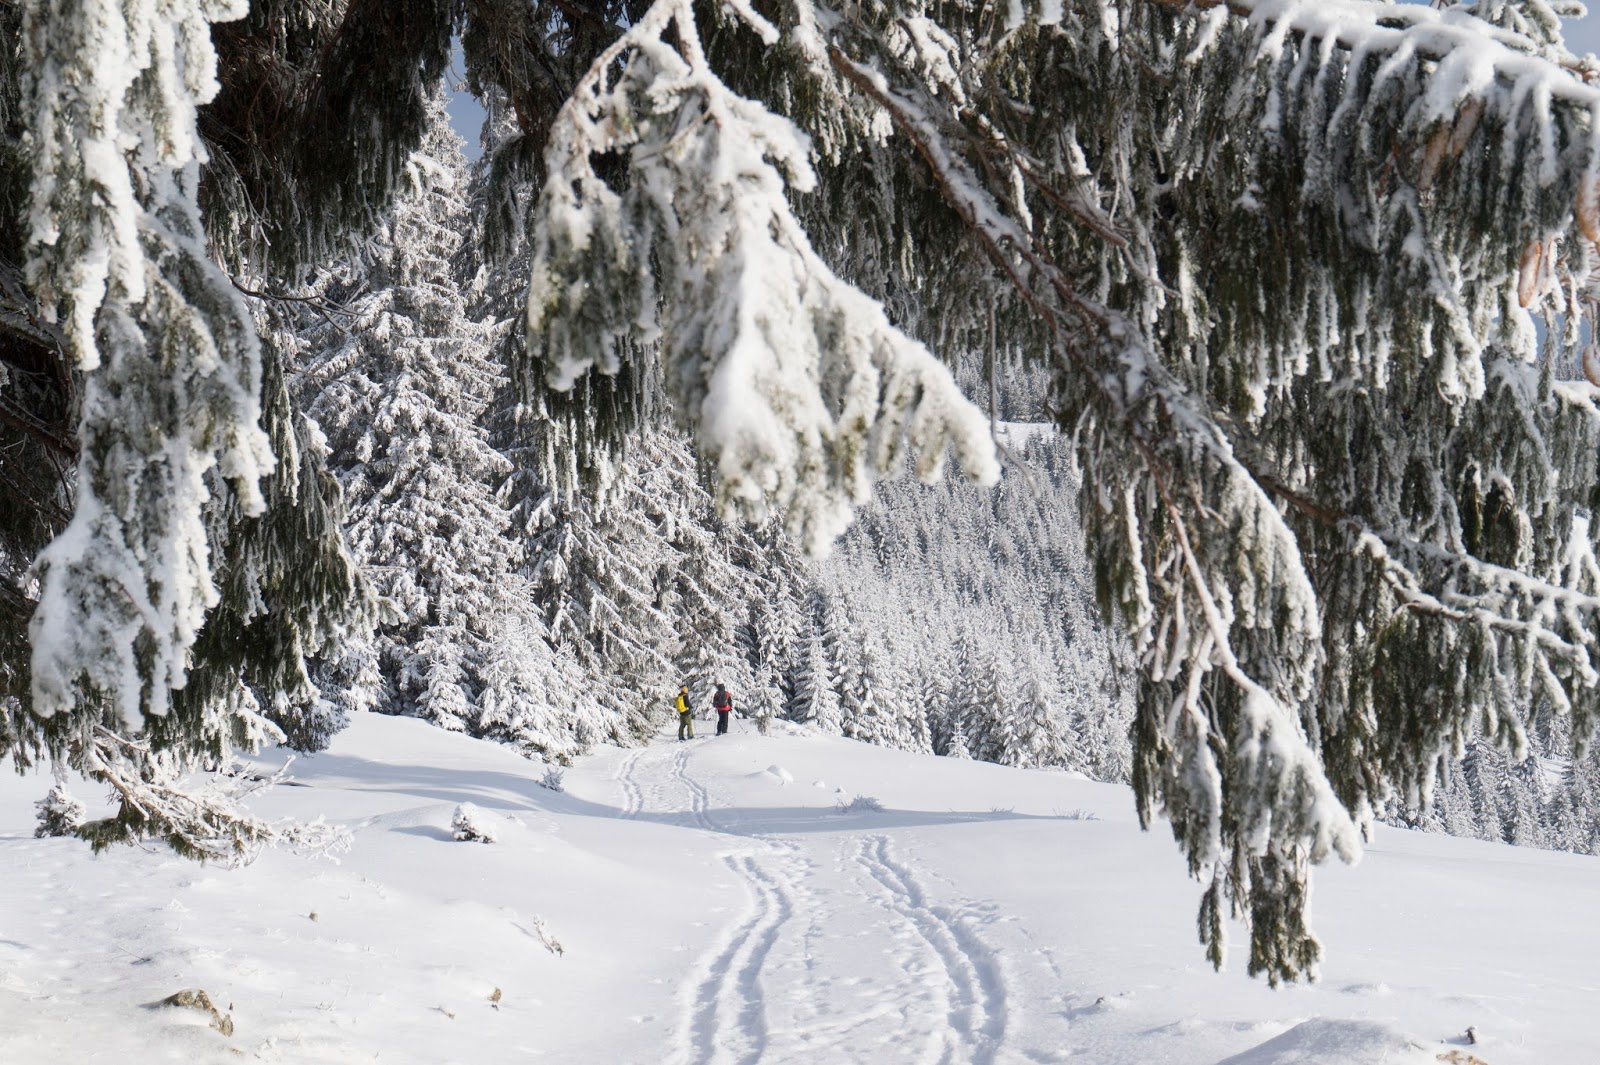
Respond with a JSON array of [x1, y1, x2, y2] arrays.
[[745, 764, 794, 785], [1215, 1018, 1438, 1064]]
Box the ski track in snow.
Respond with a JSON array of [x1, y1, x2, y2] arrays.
[[678, 852, 797, 1065], [639, 739, 1018, 1065], [615, 747, 647, 818], [671, 744, 717, 832], [658, 740, 800, 1065], [853, 835, 1009, 1065]]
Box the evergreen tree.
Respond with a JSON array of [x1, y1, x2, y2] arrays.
[[1497, 752, 1549, 849], [643, 438, 753, 704], [875, 629, 930, 754], [747, 592, 803, 719], [300, 95, 512, 730], [1010, 674, 1068, 769], [1436, 764, 1483, 841], [473, 589, 600, 759], [963, 654, 1009, 764], [944, 719, 973, 761], [525, 455, 674, 723], [920, 669, 952, 756], [1565, 754, 1600, 854], [1462, 742, 1517, 844], [840, 625, 889, 746], [790, 611, 842, 734]]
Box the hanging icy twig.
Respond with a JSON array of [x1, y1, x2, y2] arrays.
[[527, 0, 999, 553]]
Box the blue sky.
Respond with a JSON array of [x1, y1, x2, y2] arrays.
[[445, 42, 488, 161], [1571, 7, 1600, 55]]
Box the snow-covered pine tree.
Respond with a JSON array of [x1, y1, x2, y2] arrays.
[[944, 718, 973, 761], [729, 515, 810, 719], [178, 316, 373, 758], [1435, 764, 1484, 841], [789, 597, 844, 733], [4, 0, 265, 854], [964, 652, 1012, 764], [19, 0, 274, 734], [934, 627, 979, 757], [1542, 782, 1582, 853], [1458, 743, 1502, 844], [918, 666, 951, 756], [1496, 752, 1550, 848], [461, 90, 666, 743], [876, 628, 932, 754], [474, 586, 602, 761], [0, 0, 458, 853], [519, 439, 676, 726], [1009, 672, 1068, 770], [300, 93, 514, 731], [1563, 755, 1600, 854], [745, 592, 803, 720], [1061, 673, 1117, 781], [637, 435, 759, 707], [33, 779, 85, 838], [839, 623, 890, 746]]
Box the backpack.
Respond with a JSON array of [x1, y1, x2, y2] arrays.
[[713, 689, 732, 711]]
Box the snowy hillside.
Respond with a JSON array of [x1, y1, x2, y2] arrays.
[[2, 715, 1593, 1064]]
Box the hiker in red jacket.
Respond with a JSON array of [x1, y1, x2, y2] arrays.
[[713, 683, 734, 736]]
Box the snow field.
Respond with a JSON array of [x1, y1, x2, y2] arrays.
[[1, 712, 1596, 1063]]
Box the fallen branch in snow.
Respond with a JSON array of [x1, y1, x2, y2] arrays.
[[531, 915, 564, 956], [76, 730, 350, 864]]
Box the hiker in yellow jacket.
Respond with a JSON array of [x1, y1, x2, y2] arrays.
[[675, 685, 694, 741]]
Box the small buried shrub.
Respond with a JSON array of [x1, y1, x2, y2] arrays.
[[34, 782, 86, 838], [452, 803, 498, 843]]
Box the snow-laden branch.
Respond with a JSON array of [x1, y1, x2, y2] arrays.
[[527, 0, 999, 553], [1166, 0, 1597, 99], [810, 0, 1600, 980], [1159, 0, 1600, 229], [21, 0, 274, 726], [829, 26, 1360, 922]]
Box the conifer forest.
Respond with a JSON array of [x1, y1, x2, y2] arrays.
[[8, 0, 1600, 1043]]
